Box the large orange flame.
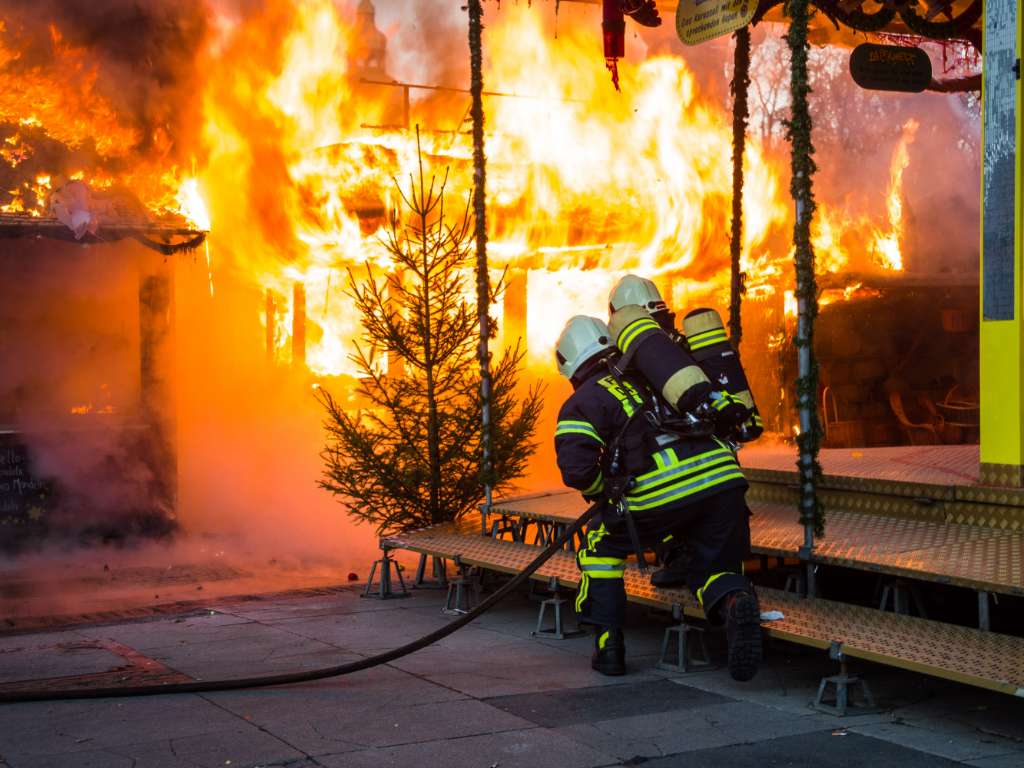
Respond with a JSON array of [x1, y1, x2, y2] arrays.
[[1, 2, 915, 377]]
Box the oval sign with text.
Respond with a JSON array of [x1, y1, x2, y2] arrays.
[[850, 43, 932, 93], [676, 0, 756, 46]]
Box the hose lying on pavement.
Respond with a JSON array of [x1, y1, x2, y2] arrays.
[[0, 503, 601, 704]]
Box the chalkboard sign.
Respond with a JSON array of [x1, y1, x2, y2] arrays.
[[982, 0, 1017, 321], [0, 434, 51, 549], [849, 44, 932, 93]]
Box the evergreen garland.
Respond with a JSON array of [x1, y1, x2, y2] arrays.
[[729, 25, 751, 349], [468, 0, 496, 494], [785, 0, 825, 537]]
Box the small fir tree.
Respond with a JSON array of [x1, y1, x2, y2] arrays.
[[317, 143, 542, 535]]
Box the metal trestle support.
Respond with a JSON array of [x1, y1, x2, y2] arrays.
[[362, 547, 410, 600], [532, 577, 584, 639], [443, 557, 481, 615], [814, 642, 877, 716], [413, 554, 449, 589], [658, 603, 711, 673]]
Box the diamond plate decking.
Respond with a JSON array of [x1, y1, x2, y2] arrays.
[[743, 444, 982, 487], [489, 491, 1024, 596], [384, 524, 1024, 698], [486, 445, 1024, 596]]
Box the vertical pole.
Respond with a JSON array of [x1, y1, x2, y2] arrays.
[[787, 0, 822, 595], [729, 26, 751, 350], [292, 282, 306, 369], [139, 260, 177, 520], [468, 0, 494, 535]]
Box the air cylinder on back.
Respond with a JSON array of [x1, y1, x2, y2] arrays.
[[683, 308, 763, 441], [607, 305, 711, 414]]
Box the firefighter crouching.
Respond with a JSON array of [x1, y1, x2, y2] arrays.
[[553, 315, 763, 682], [608, 275, 764, 589]]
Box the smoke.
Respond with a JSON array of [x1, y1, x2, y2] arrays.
[[0, 0, 208, 158], [0, 239, 175, 545]]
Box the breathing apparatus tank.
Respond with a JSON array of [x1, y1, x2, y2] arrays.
[[682, 307, 763, 442], [606, 304, 712, 415]]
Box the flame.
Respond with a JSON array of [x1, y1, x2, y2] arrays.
[[195, 2, 795, 375], [871, 119, 919, 272], [1, 3, 920, 379], [176, 178, 211, 232]]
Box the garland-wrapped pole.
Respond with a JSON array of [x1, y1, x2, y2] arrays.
[[729, 25, 751, 348], [468, 0, 494, 534], [786, 0, 824, 596]]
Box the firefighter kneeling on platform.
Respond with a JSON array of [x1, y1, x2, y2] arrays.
[[553, 315, 763, 682]]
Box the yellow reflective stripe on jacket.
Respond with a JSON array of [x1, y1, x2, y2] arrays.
[[626, 467, 746, 512], [653, 449, 676, 470], [687, 327, 729, 350], [617, 317, 660, 354], [596, 375, 643, 418], [624, 446, 744, 512], [555, 419, 605, 444], [632, 446, 735, 487], [582, 472, 605, 496]]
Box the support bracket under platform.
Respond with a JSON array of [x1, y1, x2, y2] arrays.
[[814, 641, 878, 716], [658, 603, 712, 673], [362, 547, 410, 600], [532, 577, 585, 639]]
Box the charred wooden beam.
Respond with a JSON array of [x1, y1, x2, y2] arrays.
[[292, 282, 306, 369]]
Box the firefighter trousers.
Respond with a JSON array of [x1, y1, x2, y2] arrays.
[[575, 488, 751, 629]]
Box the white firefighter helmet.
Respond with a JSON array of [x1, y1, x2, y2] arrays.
[[608, 274, 667, 315], [555, 315, 614, 380]]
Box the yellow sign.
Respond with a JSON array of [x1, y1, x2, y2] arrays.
[[675, 0, 756, 46]]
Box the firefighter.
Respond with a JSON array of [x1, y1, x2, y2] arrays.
[[608, 274, 764, 444], [554, 315, 763, 682], [608, 276, 763, 589]]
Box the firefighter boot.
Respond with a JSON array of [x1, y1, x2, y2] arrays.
[[650, 545, 690, 588], [650, 562, 687, 588], [721, 590, 762, 682], [592, 628, 626, 676]]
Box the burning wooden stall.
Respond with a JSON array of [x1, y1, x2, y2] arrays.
[[0, 213, 205, 551]]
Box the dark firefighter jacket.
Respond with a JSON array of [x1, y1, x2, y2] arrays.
[[554, 366, 748, 514]]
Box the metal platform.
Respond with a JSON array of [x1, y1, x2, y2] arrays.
[[490, 491, 1024, 597], [489, 445, 1024, 597], [385, 523, 1024, 698]]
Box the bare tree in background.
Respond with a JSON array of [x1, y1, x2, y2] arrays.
[[316, 138, 543, 535], [748, 28, 791, 147]]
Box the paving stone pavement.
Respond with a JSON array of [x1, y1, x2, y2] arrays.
[[0, 585, 1022, 768]]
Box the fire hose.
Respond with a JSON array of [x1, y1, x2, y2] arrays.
[[0, 503, 601, 704]]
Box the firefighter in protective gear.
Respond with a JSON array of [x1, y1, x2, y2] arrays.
[[554, 316, 763, 682], [608, 275, 763, 443], [608, 276, 764, 590]]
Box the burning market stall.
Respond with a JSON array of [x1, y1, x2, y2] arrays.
[[0, 207, 206, 551]]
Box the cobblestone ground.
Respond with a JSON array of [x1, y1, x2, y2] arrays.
[[1, 585, 1022, 768]]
